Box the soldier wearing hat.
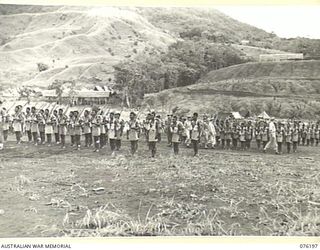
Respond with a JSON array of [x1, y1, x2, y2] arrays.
[[127, 111, 140, 155]]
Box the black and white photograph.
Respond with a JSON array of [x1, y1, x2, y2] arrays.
[[0, 2, 320, 239]]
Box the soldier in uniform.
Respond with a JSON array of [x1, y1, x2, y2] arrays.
[[219, 121, 225, 149], [165, 114, 173, 147], [301, 124, 306, 146], [12, 106, 24, 144], [82, 110, 92, 148], [310, 124, 315, 146], [306, 125, 311, 146], [147, 112, 160, 158], [58, 109, 68, 149], [68, 111, 75, 146], [245, 122, 253, 149], [255, 124, 263, 150], [276, 123, 284, 154], [115, 112, 124, 151], [170, 115, 184, 155], [91, 110, 101, 152], [127, 111, 140, 155], [315, 125, 319, 146], [224, 122, 232, 150], [25, 107, 32, 142], [232, 123, 239, 150], [208, 116, 216, 149], [261, 125, 269, 150], [52, 110, 60, 144], [292, 125, 299, 153], [0, 107, 5, 149], [285, 125, 292, 153], [99, 110, 107, 149], [2, 109, 10, 142], [38, 109, 46, 144], [73, 110, 82, 150], [263, 118, 278, 154], [107, 112, 118, 154], [190, 112, 201, 157], [239, 126, 246, 151], [30, 107, 39, 145], [44, 109, 54, 146]]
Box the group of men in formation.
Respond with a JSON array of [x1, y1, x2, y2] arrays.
[[0, 104, 319, 157]]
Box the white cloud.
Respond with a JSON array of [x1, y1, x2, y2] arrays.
[[214, 6, 320, 39]]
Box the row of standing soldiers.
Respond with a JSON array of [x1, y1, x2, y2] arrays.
[[1, 105, 319, 156]]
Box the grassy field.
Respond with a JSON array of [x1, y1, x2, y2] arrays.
[[0, 135, 320, 237]]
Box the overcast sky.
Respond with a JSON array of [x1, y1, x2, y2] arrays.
[[214, 6, 320, 39]]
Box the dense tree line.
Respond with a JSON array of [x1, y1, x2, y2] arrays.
[[113, 40, 246, 106]]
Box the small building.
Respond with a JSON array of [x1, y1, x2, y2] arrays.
[[259, 53, 304, 62], [42, 87, 114, 105]]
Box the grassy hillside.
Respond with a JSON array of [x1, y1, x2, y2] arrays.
[[143, 60, 320, 119], [0, 5, 176, 89]]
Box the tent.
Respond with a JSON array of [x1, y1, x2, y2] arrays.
[[231, 112, 243, 119], [258, 111, 270, 119]]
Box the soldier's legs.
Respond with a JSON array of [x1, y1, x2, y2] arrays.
[[246, 139, 251, 149], [287, 142, 291, 153], [256, 140, 261, 149], [70, 135, 75, 146], [32, 132, 38, 144], [60, 134, 66, 147], [93, 136, 100, 151], [173, 142, 179, 155], [55, 133, 60, 143], [46, 134, 52, 145], [3, 130, 8, 141], [167, 132, 172, 146], [191, 140, 199, 156], [40, 132, 45, 144], [293, 142, 298, 152], [307, 139, 310, 146], [311, 138, 314, 146], [130, 140, 138, 155], [221, 139, 225, 149], [27, 130, 32, 142], [15, 131, 21, 143], [277, 142, 282, 154], [150, 142, 157, 157], [226, 139, 231, 149], [110, 139, 116, 152]]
